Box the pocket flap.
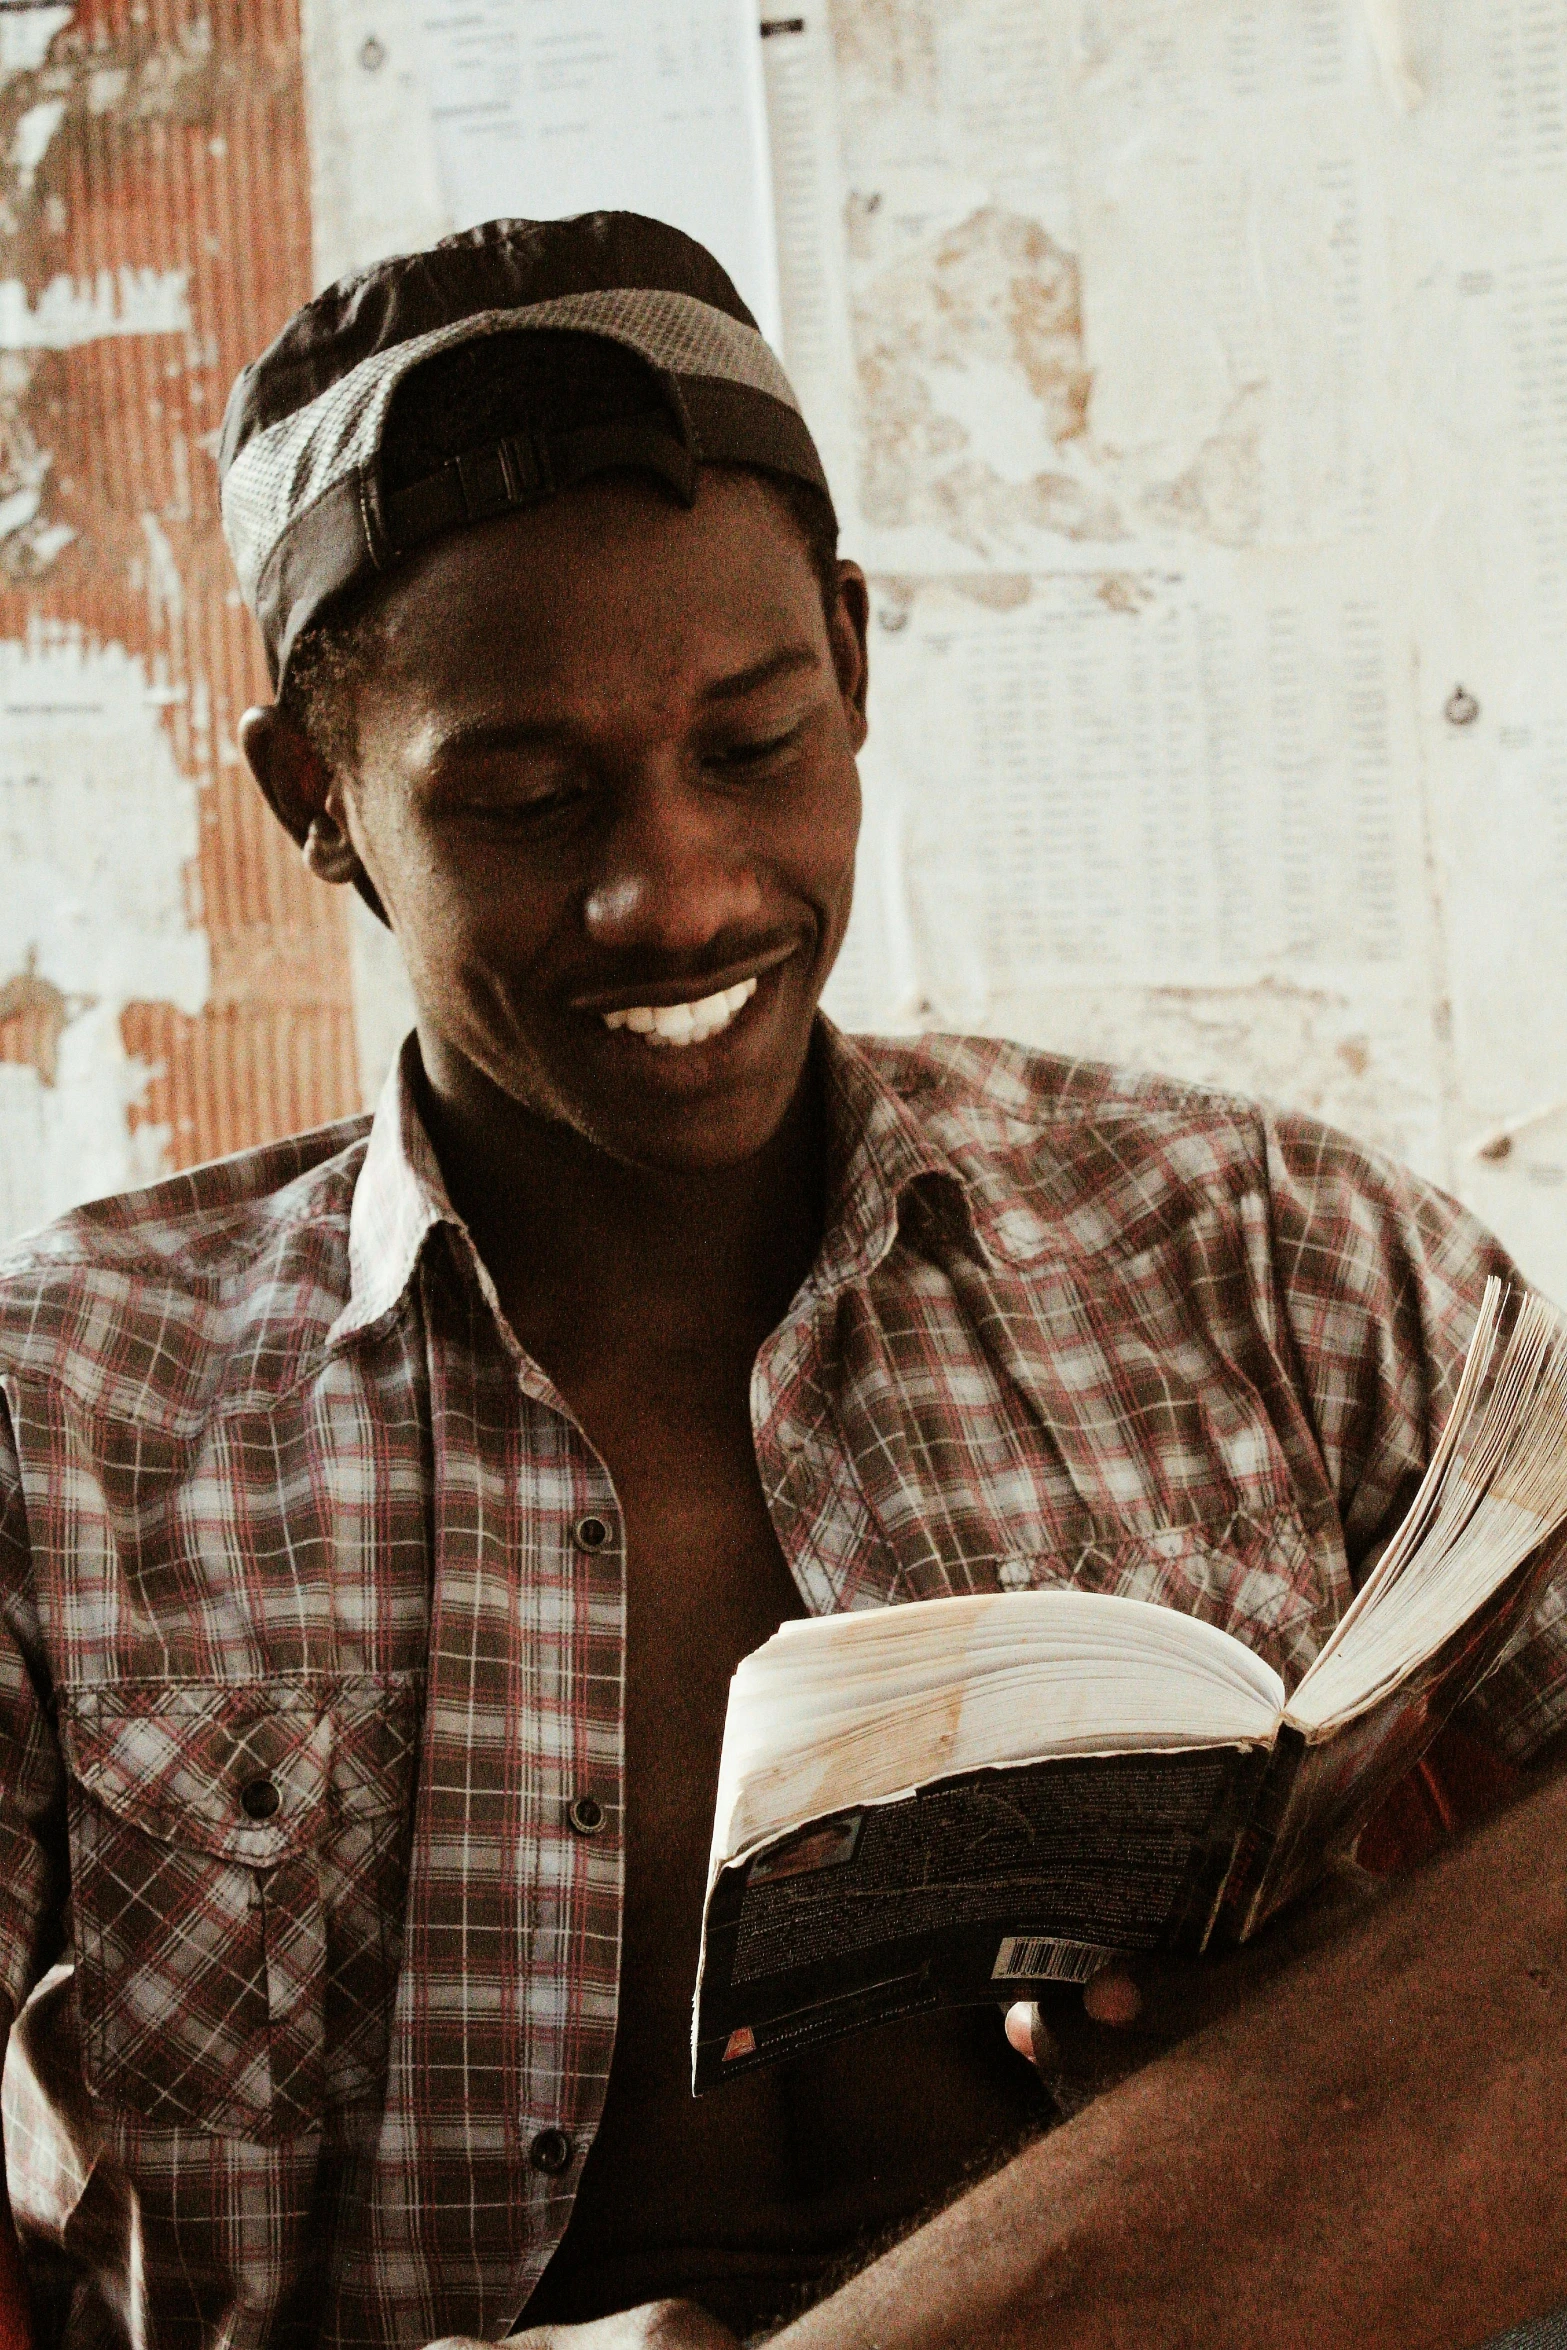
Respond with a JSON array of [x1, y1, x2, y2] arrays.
[[983, 1505, 1328, 1680], [59, 1684, 335, 1866]]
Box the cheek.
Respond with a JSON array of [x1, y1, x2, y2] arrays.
[[793, 762, 861, 928], [376, 830, 565, 1033]]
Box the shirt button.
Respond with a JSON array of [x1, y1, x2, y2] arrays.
[[240, 1776, 280, 1822], [572, 1513, 614, 1553], [566, 1793, 605, 1837], [529, 2127, 573, 2175]]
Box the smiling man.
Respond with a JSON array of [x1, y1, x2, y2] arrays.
[[0, 213, 1565, 2350]]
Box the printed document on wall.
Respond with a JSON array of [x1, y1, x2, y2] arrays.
[[414, 0, 781, 342]]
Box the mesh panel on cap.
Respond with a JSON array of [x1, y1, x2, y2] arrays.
[[221, 287, 800, 609]]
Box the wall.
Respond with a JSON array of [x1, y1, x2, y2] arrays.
[[784, 0, 1567, 1299], [0, 0, 363, 1243], [9, 0, 1567, 1306]]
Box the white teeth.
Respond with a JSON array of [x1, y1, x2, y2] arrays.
[[601, 973, 759, 1048]]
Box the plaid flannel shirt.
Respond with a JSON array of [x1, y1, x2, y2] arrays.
[[0, 1023, 1561, 2350]]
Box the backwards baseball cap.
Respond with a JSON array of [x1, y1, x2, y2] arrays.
[[218, 211, 835, 688]]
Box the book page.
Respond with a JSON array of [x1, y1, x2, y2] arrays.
[[411, 0, 782, 341], [712, 1589, 1284, 1869]]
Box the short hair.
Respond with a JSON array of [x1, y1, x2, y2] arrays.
[[279, 328, 840, 773]]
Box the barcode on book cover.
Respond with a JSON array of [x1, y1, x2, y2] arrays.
[[991, 1935, 1120, 1984]]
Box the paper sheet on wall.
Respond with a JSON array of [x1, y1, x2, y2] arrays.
[[1379, 0, 1567, 1288], [816, 0, 1455, 1189], [805, 0, 1567, 1298], [756, 10, 861, 513], [411, 0, 781, 343], [826, 559, 1448, 1172]]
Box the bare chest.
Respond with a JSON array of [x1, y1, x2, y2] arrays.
[[518, 1356, 1049, 2327]]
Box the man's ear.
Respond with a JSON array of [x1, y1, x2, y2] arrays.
[[829, 560, 870, 749], [239, 705, 380, 905], [240, 704, 348, 865]]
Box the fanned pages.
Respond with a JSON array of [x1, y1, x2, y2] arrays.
[[710, 1593, 1284, 1870], [693, 1281, 1567, 2090], [1287, 1289, 1567, 1731]]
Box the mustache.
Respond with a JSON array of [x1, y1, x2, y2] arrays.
[[564, 930, 805, 1012]]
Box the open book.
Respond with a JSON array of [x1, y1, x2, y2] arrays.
[[693, 1280, 1567, 2090]]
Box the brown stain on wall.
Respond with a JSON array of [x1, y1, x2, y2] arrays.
[[0, 950, 94, 1086], [0, 0, 360, 1169], [831, 0, 938, 106], [852, 205, 1116, 549]]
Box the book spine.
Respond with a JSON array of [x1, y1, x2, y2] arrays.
[[1202, 1723, 1307, 1949], [1168, 1740, 1274, 1954]]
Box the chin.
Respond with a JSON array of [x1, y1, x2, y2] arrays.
[[583, 1099, 795, 1177], [456, 989, 821, 1172], [570, 1046, 809, 1169]]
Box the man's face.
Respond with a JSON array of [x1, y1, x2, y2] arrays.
[[311, 470, 867, 1173]]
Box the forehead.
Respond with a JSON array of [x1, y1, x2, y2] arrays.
[[361, 468, 825, 718]]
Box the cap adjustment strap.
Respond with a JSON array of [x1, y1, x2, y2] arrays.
[[383, 409, 699, 556]]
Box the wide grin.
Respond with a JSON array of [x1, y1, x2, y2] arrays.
[[600, 974, 759, 1050]]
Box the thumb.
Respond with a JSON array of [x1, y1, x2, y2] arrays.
[[1003, 2000, 1057, 2069], [1005, 1966, 1144, 2068]]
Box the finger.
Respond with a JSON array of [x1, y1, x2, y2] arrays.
[[1082, 1966, 1144, 2027], [1004, 1999, 1062, 2071]]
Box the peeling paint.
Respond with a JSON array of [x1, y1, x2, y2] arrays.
[[0, 2, 364, 1243], [138, 508, 183, 622], [0, 349, 55, 575], [9, 99, 67, 188], [0, 627, 208, 1235], [0, 265, 191, 348], [0, 627, 208, 1000], [0, 13, 74, 82]]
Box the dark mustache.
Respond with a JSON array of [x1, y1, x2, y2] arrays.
[[565, 929, 803, 1004]]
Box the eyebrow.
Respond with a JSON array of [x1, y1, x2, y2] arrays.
[[697, 645, 821, 705], [426, 646, 824, 764]]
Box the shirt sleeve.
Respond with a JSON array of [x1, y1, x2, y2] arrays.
[[0, 1397, 66, 2015], [1261, 1110, 1567, 1764]]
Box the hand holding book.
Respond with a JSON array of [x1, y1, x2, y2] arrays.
[[1001, 1852, 1375, 2112], [693, 1279, 1567, 2091]]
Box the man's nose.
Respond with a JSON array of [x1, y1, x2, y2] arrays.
[[581, 773, 764, 957]]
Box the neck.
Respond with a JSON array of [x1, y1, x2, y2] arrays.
[[412, 1038, 829, 1354]]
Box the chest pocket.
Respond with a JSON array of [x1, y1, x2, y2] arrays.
[[969, 1504, 1335, 1686], [57, 1677, 421, 2143]]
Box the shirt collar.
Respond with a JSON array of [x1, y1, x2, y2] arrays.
[[329, 1034, 465, 1348], [811, 1019, 997, 1291], [329, 1020, 996, 1348]]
